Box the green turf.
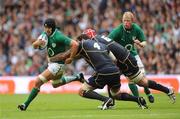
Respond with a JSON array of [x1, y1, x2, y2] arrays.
[[0, 94, 180, 119]]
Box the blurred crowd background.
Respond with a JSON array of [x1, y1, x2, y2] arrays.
[[0, 0, 180, 76]]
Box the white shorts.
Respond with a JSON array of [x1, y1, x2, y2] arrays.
[[134, 55, 145, 74], [127, 55, 145, 83], [48, 62, 65, 76]]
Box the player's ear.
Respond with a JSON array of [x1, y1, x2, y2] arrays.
[[77, 34, 89, 41]]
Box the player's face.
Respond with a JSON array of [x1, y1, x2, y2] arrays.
[[44, 26, 52, 36], [123, 17, 132, 29]]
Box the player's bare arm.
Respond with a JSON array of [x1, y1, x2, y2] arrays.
[[134, 40, 147, 49], [65, 39, 79, 64], [49, 50, 71, 62]]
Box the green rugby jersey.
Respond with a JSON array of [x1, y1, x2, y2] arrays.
[[108, 23, 146, 56], [41, 29, 71, 63]]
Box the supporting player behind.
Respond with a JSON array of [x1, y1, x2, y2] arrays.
[[108, 11, 155, 103]]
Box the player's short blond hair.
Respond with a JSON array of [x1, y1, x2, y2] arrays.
[[122, 11, 135, 22]]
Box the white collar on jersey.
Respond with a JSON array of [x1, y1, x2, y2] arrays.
[[49, 29, 57, 37], [123, 25, 132, 33]]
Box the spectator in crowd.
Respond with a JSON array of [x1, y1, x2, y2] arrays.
[[0, 0, 179, 76]]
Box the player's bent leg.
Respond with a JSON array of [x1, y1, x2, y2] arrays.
[[112, 92, 148, 109], [79, 83, 113, 110], [137, 79, 176, 103], [18, 69, 53, 111], [135, 56, 155, 103], [109, 85, 148, 109], [52, 73, 85, 88]]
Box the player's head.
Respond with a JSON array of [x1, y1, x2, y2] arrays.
[[44, 18, 56, 36], [122, 11, 134, 29], [77, 28, 97, 41]]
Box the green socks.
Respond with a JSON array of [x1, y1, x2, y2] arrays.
[[128, 83, 139, 96], [24, 88, 40, 108], [129, 84, 153, 97], [61, 75, 78, 84], [144, 87, 151, 95]]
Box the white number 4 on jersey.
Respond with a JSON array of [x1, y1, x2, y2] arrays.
[[94, 43, 101, 50]]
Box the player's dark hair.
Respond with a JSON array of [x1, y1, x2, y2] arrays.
[[77, 34, 90, 41]]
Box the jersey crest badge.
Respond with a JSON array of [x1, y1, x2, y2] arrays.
[[52, 43, 56, 48]]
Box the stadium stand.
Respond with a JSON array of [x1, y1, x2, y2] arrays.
[[0, 0, 179, 76]]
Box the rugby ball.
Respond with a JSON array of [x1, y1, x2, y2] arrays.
[[38, 34, 48, 50]]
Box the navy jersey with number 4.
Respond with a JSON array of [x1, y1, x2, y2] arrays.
[[94, 35, 130, 62], [77, 40, 119, 74]]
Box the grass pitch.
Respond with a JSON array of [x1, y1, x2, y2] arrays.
[[0, 94, 180, 119]]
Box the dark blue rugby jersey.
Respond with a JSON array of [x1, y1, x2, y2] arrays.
[[77, 40, 119, 74], [94, 35, 130, 62]]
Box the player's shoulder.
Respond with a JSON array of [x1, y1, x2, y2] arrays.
[[116, 23, 124, 29], [55, 29, 62, 35], [55, 29, 71, 39], [110, 24, 123, 35], [132, 23, 143, 31]]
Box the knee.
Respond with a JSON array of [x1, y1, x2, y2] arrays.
[[52, 80, 63, 88], [110, 88, 120, 98], [78, 88, 85, 97], [34, 78, 43, 89], [52, 84, 60, 88], [136, 77, 148, 87]]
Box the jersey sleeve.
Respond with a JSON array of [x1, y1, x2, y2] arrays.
[[137, 26, 146, 42], [108, 26, 121, 42], [56, 33, 72, 46]]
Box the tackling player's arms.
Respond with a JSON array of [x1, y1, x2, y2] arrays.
[[49, 39, 79, 63], [65, 39, 79, 64], [49, 50, 71, 62]]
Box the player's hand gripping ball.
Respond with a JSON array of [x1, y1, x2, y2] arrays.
[[38, 34, 48, 50]]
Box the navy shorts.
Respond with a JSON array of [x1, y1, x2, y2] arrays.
[[117, 54, 139, 77], [87, 72, 121, 89]]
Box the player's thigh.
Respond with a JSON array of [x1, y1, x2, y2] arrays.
[[86, 74, 105, 89], [38, 63, 65, 83], [107, 74, 121, 95], [35, 69, 54, 88], [48, 63, 65, 84], [127, 70, 145, 84], [40, 69, 55, 80], [81, 82, 96, 91], [48, 62, 65, 77]]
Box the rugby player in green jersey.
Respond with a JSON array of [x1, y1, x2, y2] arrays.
[[108, 11, 155, 103], [18, 18, 84, 111]]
